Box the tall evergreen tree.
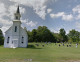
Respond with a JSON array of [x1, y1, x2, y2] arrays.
[[0, 29, 4, 45]]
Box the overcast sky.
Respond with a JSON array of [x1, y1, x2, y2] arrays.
[[1, 0, 80, 35]]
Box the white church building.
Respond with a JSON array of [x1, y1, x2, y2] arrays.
[[4, 6, 28, 48]]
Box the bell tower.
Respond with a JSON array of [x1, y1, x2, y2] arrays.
[[14, 5, 21, 20], [12, 5, 21, 36]]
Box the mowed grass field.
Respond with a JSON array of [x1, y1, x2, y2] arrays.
[[0, 43, 80, 62]]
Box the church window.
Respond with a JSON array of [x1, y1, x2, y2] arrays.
[[16, 16, 18, 20], [21, 36, 24, 44], [7, 37, 10, 44], [15, 26, 17, 32]]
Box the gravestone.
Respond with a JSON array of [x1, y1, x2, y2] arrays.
[[42, 44, 44, 47], [76, 44, 77, 47], [59, 44, 60, 47], [67, 45, 68, 47], [55, 43, 56, 45], [63, 43, 64, 46]]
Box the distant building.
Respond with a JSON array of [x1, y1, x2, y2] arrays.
[[4, 5, 28, 48]]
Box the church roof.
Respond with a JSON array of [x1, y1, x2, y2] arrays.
[[16, 5, 20, 13]]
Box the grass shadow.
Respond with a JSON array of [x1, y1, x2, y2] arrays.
[[0, 45, 4, 46], [27, 45, 42, 49]]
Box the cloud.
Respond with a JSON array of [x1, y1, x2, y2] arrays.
[[72, 5, 80, 19], [76, 14, 80, 19], [47, 9, 52, 13], [9, 0, 57, 20], [62, 14, 73, 21], [21, 19, 28, 23], [50, 12, 65, 18], [0, 3, 6, 13], [0, 18, 12, 27], [66, 30, 71, 34], [50, 28, 59, 33], [72, 5, 80, 14], [26, 21, 37, 27], [33, 5, 46, 20], [0, 18, 12, 36], [50, 12, 73, 21], [21, 19, 37, 27], [0, 3, 8, 18], [75, 22, 80, 28], [0, 3, 12, 27]]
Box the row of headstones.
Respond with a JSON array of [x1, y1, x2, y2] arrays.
[[33, 41, 79, 47], [58, 44, 72, 47], [35, 42, 74, 47], [36, 41, 74, 47], [34, 41, 52, 47], [40, 41, 51, 44], [35, 44, 44, 47], [58, 43, 78, 47]]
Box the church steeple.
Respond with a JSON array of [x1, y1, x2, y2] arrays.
[[14, 5, 21, 20], [16, 5, 20, 13]]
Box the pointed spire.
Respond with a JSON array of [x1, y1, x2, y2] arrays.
[[14, 5, 21, 20], [16, 5, 20, 13]]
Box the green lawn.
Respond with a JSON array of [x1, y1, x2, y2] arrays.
[[0, 43, 80, 62]]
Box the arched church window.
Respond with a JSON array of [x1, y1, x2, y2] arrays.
[[15, 26, 17, 32], [21, 36, 24, 44], [7, 37, 10, 44], [16, 16, 18, 20]]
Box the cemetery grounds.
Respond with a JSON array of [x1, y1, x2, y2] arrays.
[[0, 43, 80, 62]]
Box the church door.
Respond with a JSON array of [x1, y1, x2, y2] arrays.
[[12, 39, 18, 48]]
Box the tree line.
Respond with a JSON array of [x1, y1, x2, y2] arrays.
[[27, 26, 80, 43], [27, 26, 68, 43]]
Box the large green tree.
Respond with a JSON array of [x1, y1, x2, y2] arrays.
[[27, 29, 38, 42], [67, 29, 80, 43], [31, 29, 37, 42], [27, 30, 32, 42], [37, 26, 56, 42], [59, 28, 68, 42], [0, 29, 4, 45], [27, 26, 56, 42]]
